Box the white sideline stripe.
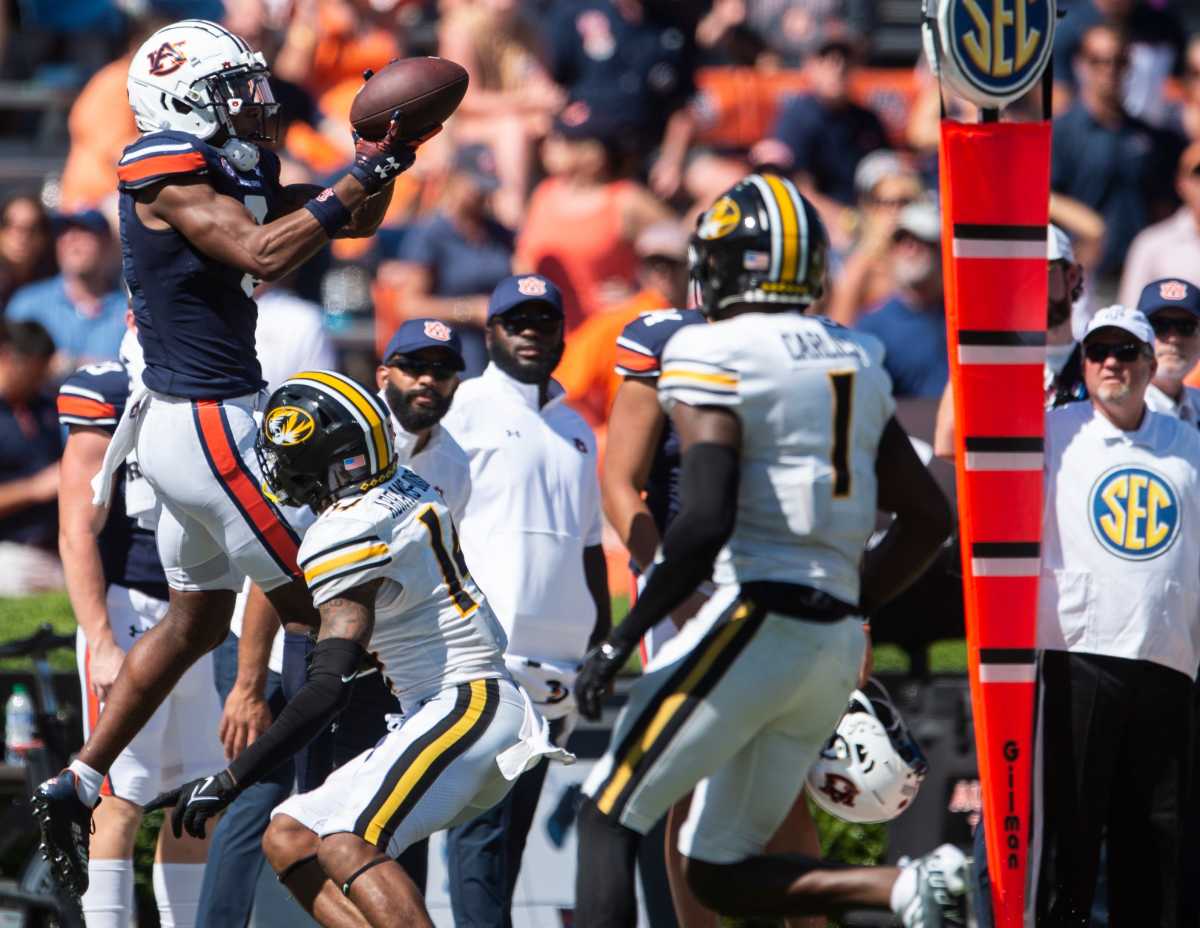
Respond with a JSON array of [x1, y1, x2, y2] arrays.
[[979, 664, 1037, 683], [965, 451, 1044, 471], [958, 345, 1044, 365], [952, 239, 1048, 259], [970, 557, 1040, 577]]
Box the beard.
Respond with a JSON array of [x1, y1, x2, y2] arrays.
[[383, 381, 451, 433], [1095, 380, 1132, 403], [1155, 347, 1192, 383], [893, 252, 935, 290], [490, 336, 564, 385], [1047, 296, 1072, 329]]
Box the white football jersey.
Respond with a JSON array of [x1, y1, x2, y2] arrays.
[[298, 467, 509, 710], [658, 313, 895, 605]]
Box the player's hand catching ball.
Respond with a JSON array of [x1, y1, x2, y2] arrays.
[[144, 769, 240, 840], [576, 640, 631, 721]]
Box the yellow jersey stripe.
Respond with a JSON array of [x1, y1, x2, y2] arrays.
[[596, 606, 751, 815], [363, 679, 490, 845], [763, 173, 799, 285], [660, 369, 738, 388], [303, 542, 390, 583], [292, 370, 389, 471]]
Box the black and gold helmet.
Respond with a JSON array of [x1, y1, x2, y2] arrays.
[[255, 369, 396, 511], [690, 172, 828, 319]]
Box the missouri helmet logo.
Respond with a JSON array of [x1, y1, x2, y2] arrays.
[[1089, 465, 1180, 561], [697, 196, 742, 241], [929, 0, 1055, 108], [265, 405, 316, 447]]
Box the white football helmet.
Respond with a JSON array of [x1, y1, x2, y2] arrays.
[[805, 680, 927, 824], [127, 19, 279, 143]]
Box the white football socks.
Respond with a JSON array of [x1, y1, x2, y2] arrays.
[[68, 759, 104, 808], [152, 862, 206, 928], [81, 858, 134, 928]]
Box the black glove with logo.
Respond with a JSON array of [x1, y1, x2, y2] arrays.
[[575, 640, 633, 721], [143, 769, 240, 840]]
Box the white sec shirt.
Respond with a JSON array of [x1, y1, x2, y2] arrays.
[[1039, 401, 1200, 679], [442, 363, 603, 663]]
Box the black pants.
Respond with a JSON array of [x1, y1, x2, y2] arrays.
[[1036, 650, 1191, 928], [281, 631, 429, 893]]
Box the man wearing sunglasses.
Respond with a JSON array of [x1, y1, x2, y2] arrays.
[[1138, 278, 1200, 425], [1035, 303, 1200, 926], [440, 274, 610, 927]]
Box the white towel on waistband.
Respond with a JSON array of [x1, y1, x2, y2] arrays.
[[91, 383, 149, 508], [495, 683, 575, 781]]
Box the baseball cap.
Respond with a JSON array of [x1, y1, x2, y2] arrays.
[[895, 198, 941, 244], [487, 274, 564, 322], [451, 144, 500, 193], [635, 222, 689, 262], [53, 208, 109, 238], [1135, 278, 1200, 319], [553, 99, 630, 147], [1084, 305, 1154, 346], [854, 149, 908, 199], [812, 20, 864, 57], [1047, 223, 1074, 263], [382, 318, 465, 371]]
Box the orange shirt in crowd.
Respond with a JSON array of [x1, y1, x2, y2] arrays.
[[555, 288, 670, 427], [308, 4, 400, 99], [516, 178, 640, 333], [59, 55, 138, 211]]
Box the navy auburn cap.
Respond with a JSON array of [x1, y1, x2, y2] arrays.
[[487, 274, 564, 321], [382, 319, 465, 370], [1137, 278, 1200, 318]]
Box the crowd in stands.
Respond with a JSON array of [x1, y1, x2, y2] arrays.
[[1, 0, 1199, 594]]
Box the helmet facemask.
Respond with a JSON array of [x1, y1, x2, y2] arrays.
[[203, 61, 280, 144]]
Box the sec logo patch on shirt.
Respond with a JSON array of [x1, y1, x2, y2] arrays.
[[1089, 465, 1180, 560]]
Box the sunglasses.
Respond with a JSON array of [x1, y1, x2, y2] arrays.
[[1083, 341, 1146, 363], [389, 359, 459, 381], [1083, 53, 1128, 70], [496, 311, 562, 335], [1150, 316, 1199, 338]]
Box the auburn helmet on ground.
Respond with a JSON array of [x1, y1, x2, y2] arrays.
[[256, 370, 396, 511], [127, 19, 280, 143], [689, 172, 828, 319], [805, 680, 928, 824]]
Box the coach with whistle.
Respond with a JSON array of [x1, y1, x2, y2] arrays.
[[1035, 304, 1200, 926]]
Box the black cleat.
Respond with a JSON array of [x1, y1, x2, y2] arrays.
[[31, 770, 94, 899]]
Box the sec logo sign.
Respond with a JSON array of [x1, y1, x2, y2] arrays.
[[1089, 466, 1180, 561], [926, 0, 1056, 108]]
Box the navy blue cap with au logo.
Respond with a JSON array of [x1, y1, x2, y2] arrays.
[[487, 274, 564, 321], [1136, 278, 1200, 319], [382, 318, 465, 370]]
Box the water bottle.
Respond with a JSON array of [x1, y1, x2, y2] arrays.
[[4, 684, 35, 766]]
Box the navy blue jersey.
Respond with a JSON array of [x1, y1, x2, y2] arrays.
[[613, 308, 706, 533], [117, 130, 284, 399], [58, 362, 167, 593]]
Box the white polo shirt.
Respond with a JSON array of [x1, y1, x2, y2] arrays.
[[442, 363, 603, 663], [388, 412, 471, 524], [1040, 400, 1200, 679], [1144, 382, 1200, 426]]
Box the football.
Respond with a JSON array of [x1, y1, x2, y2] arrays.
[[349, 57, 469, 141]]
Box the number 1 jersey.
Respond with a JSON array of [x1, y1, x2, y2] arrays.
[[298, 467, 509, 711], [658, 312, 895, 606]]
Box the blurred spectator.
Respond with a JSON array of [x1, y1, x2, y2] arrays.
[[273, 0, 404, 99], [0, 193, 55, 309], [1138, 278, 1200, 420], [697, 0, 867, 66], [516, 102, 673, 332], [556, 221, 690, 426], [855, 198, 948, 398], [6, 210, 126, 371], [439, 0, 564, 228], [377, 144, 514, 376], [1052, 0, 1185, 126], [1170, 34, 1200, 141], [750, 24, 887, 247], [827, 149, 923, 326], [0, 321, 63, 596], [1051, 23, 1186, 280], [1118, 143, 1200, 307], [544, 0, 698, 160]]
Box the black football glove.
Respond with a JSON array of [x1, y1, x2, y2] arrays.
[[576, 641, 632, 721], [350, 110, 443, 194], [143, 769, 240, 840]]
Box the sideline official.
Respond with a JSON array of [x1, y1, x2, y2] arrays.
[[1035, 305, 1200, 927], [442, 274, 610, 926]]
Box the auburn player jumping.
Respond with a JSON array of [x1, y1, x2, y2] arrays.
[[34, 19, 428, 897], [573, 176, 967, 927]]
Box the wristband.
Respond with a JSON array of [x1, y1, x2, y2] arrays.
[[304, 188, 352, 237]]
